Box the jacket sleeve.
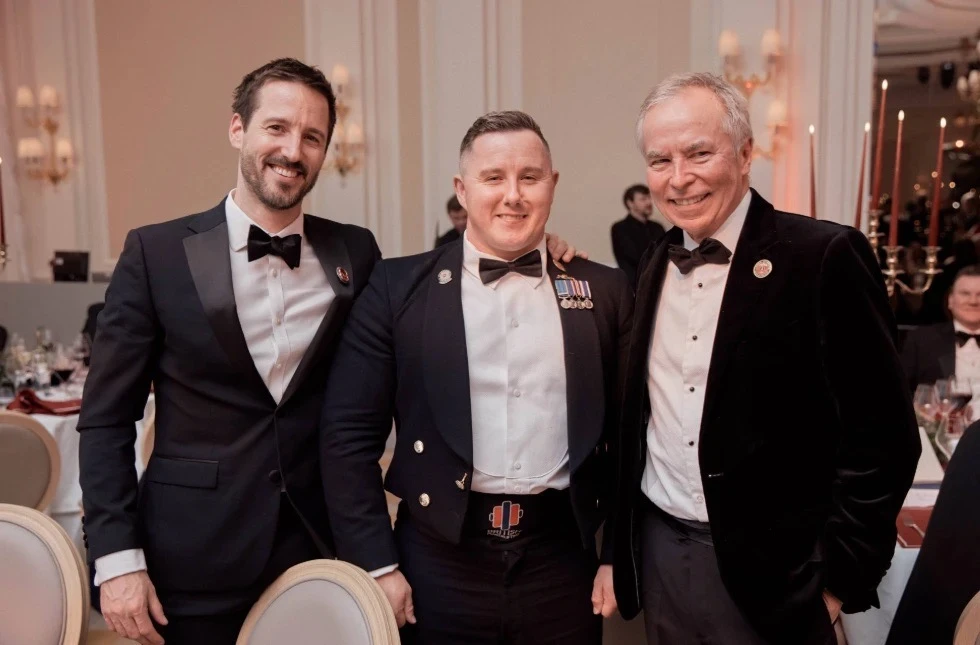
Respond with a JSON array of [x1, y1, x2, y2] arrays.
[[817, 228, 920, 612], [78, 229, 160, 560], [320, 261, 400, 572]]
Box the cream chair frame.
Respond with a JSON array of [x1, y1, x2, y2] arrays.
[[0, 410, 62, 511], [955, 590, 980, 645], [0, 503, 90, 644], [237, 559, 399, 645]]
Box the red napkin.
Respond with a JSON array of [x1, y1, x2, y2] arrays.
[[5, 389, 82, 416], [896, 507, 933, 548]]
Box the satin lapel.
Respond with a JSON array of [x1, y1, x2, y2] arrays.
[[626, 227, 682, 391], [547, 257, 605, 473], [701, 190, 781, 425], [183, 208, 270, 399], [280, 215, 354, 406], [422, 243, 473, 464]]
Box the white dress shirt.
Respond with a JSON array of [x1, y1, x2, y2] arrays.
[[94, 190, 333, 585], [954, 320, 980, 382], [461, 232, 570, 495], [641, 189, 751, 522]]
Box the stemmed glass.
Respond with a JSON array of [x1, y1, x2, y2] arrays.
[[913, 384, 940, 437]]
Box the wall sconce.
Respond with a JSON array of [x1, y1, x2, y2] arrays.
[[754, 99, 787, 160], [15, 85, 74, 186], [324, 64, 364, 179], [718, 28, 783, 98]]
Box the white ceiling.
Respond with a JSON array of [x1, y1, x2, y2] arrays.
[[876, 0, 980, 70]]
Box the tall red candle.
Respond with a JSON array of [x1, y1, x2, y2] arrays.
[[888, 110, 905, 248], [871, 80, 888, 213], [854, 122, 870, 230], [809, 125, 817, 219], [929, 118, 946, 247]]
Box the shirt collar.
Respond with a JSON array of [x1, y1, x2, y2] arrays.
[[682, 187, 752, 254], [462, 231, 548, 290], [953, 320, 980, 335], [225, 189, 305, 252]]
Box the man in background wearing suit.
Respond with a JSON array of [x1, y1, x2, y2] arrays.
[[901, 264, 980, 389], [77, 59, 382, 645], [435, 194, 468, 247], [321, 110, 632, 644], [612, 72, 920, 645], [611, 184, 666, 288]]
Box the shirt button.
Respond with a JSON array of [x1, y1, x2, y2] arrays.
[[514, 463, 522, 471], [695, 494, 704, 503], [689, 386, 695, 392], [275, 316, 283, 325], [697, 282, 703, 288], [271, 270, 278, 278], [511, 319, 519, 328], [692, 335, 698, 341], [513, 389, 522, 398], [688, 440, 695, 447]]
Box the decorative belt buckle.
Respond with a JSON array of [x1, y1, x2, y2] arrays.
[[488, 500, 523, 540]]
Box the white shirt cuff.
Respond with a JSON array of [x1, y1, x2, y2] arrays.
[[94, 548, 147, 585], [369, 564, 398, 578]]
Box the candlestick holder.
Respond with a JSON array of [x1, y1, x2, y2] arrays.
[[880, 245, 942, 297], [866, 209, 941, 296]]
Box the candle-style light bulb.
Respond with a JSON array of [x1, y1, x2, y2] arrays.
[[898, 110, 905, 122]]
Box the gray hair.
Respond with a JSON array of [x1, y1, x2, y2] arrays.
[[635, 72, 752, 154]]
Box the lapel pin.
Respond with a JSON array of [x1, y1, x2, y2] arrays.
[[753, 259, 772, 279], [336, 267, 350, 285], [455, 473, 468, 490], [438, 269, 453, 284]]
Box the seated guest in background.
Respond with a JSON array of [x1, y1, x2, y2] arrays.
[[435, 194, 468, 247], [611, 184, 665, 288], [322, 110, 629, 643], [613, 72, 920, 645], [885, 421, 980, 645], [901, 264, 980, 389]]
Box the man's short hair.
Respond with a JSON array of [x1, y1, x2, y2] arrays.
[[623, 184, 651, 209], [953, 264, 980, 286], [232, 58, 338, 146], [459, 110, 551, 162], [635, 72, 752, 154], [447, 195, 463, 213]]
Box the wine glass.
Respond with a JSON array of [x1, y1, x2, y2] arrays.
[[913, 384, 939, 434], [936, 413, 967, 461], [934, 379, 955, 418], [948, 378, 974, 416]]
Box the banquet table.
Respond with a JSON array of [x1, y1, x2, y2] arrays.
[[30, 391, 154, 557], [838, 428, 943, 645]]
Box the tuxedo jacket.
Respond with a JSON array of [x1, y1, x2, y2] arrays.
[[77, 199, 380, 597], [900, 321, 955, 390], [613, 190, 921, 642], [320, 241, 633, 572]]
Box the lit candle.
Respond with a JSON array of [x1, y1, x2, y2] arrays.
[[331, 64, 349, 93], [718, 30, 740, 58], [889, 110, 905, 248], [38, 85, 59, 109], [929, 117, 947, 247], [0, 156, 6, 247], [809, 125, 817, 219], [871, 80, 888, 213], [760, 29, 782, 57], [855, 122, 870, 230], [16, 86, 34, 108]]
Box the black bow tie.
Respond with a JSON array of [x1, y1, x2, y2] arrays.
[[955, 330, 980, 347], [667, 238, 732, 275], [247, 225, 301, 269], [478, 250, 542, 284]]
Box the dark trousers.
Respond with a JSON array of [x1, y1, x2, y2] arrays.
[[640, 500, 834, 645], [396, 494, 602, 645], [154, 496, 323, 645]]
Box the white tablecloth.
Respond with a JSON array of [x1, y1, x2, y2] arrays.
[[33, 395, 154, 556]]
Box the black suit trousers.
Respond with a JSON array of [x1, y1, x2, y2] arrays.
[[396, 515, 601, 645], [154, 496, 322, 644]]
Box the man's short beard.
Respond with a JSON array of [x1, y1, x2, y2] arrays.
[[240, 148, 318, 211]]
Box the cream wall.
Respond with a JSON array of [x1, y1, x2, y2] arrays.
[[523, 0, 689, 265], [94, 0, 305, 257]]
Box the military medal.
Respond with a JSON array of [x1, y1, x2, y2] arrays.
[[555, 275, 574, 308], [554, 274, 593, 310]]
